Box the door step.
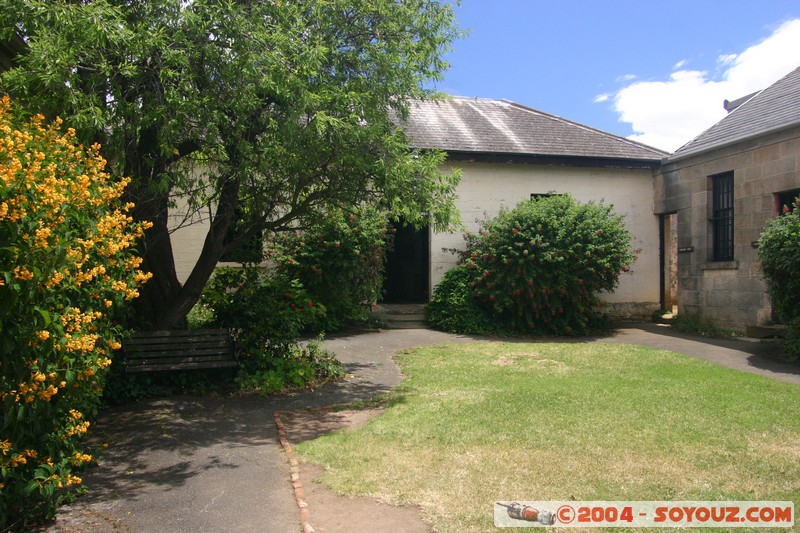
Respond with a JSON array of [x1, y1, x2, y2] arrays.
[[745, 324, 788, 339], [372, 304, 427, 329]]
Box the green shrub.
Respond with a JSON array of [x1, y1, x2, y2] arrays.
[[784, 320, 800, 361], [201, 266, 324, 346], [198, 266, 344, 393], [0, 99, 151, 528], [758, 197, 800, 359], [425, 265, 498, 335], [463, 195, 636, 335], [268, 206, 391, 330], [234, 338, 343, 394]]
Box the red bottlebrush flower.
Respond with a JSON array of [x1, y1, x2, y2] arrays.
[[307, 301, 313, 307], [348, 214, 356, 221]]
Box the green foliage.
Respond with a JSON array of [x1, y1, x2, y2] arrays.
[[234, 339, 344, 395], [0, 99, 150, 528], [101, 359, 236, 406], [186, 303, 215, 331], [1, 0, 463, 329], [758, 197, 800, 359], [425, 265, 499, 335], [202, 266, 324, 347], [269, 207, 392, 330], [784, 320, 800, 361], [199, 267, 344, 393], [461, 195, 636, 335]]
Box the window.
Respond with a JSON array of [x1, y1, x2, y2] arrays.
[[775, 188, 800, 214], [530, 192, 559, 200], [711, 172, 734, 261], [220, 207, 263, 263]]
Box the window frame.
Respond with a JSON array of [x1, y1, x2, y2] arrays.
[[775, 188, 800, 215], [710, 171, 734, 262]]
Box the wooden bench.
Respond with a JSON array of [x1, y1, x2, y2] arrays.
[[123, 328, 238, 373]]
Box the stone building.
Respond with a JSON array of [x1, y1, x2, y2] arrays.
[[655, 66, 800, 330]]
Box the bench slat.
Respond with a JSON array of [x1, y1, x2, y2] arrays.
[[123, 328, 237, 373], [126, 360, 239, 373], [125, 350, 231, 359], [125, 342, 232, 354]]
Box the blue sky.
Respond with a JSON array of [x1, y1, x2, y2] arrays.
[[435, 1, 800, 152]]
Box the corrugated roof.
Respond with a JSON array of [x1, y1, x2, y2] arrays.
[[670, 65, 800, 161], [399, 96, 667, 162]]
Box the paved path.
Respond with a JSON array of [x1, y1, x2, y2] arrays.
[[49, 324, 799, 532]]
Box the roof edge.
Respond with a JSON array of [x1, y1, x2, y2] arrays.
[[445, 150, 662, 170], [665, 118, 800, 165]]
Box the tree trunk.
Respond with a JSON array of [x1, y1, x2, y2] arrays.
[[129, 185, 185, 329], [133, 177, 240, 330]]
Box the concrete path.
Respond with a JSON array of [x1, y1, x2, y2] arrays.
[[49, 324, 799, 532]]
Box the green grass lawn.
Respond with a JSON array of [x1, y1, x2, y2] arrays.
[[296, 343, 800, 532]]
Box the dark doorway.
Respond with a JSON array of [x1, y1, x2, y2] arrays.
[[382, 222, 430, 303]]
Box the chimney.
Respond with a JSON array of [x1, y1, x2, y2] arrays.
[[723, 91, 759, 113]]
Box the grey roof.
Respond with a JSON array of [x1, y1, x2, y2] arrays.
[[399, 96, 667, 162], [671, 65, 800, 161]]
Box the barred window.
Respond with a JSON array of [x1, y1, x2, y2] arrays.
[[711, 172, 734, 261]]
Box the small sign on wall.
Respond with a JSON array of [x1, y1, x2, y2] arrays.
[[678, 246, 694, 253]]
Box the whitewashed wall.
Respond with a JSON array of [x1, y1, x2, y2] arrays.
[[430, 162, 661, 314], [169, 161, 662, 316], [168, 196, 250, 284]]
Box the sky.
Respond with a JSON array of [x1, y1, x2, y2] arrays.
[[435, 1, 800, 153]]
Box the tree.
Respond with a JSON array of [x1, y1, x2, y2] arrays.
[[0, 0, 462, 329]]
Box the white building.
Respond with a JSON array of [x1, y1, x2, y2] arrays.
[[385, 97, 667, 318]]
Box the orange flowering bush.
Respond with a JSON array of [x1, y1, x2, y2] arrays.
[[0, 97, 151, 528]]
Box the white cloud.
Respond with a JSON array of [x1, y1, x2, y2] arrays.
[[609, 19, 800, 152], [593, 93, 611, 103]]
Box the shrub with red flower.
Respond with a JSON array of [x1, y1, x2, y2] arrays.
[[461, 194, 637, 335]]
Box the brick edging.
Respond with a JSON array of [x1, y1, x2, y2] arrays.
[[274, 410, 315, 533]]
